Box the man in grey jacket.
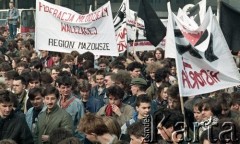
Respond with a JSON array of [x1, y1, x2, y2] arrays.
[[7, 1, 19, 39]]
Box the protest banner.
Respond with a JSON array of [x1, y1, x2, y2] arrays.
[[113, 0, 129, 54], [165, 3, 240, 96], [35, 0, 118, 56], [113, 0, 166, 53]]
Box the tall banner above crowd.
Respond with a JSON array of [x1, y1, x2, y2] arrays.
[[113, 0, 129, 53], [113, 0, 166, 53], [166, 2, 240, 96], [35, 0, 118, 56]]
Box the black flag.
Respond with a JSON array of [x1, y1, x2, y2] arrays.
[[137, 0, 166, 47], [220, 2, 240, 52]]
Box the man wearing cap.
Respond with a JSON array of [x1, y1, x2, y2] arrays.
[[131, 78, 157, 115], [130, 78, 148, 97]]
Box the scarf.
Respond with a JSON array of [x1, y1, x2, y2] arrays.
[[105, 104, 113, 116]]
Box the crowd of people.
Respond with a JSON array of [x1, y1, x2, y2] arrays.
[[0, 13, 240, 143]]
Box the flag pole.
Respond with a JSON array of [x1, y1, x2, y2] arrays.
[[132, 12, 138, 55], [179, 95, 188, 142]]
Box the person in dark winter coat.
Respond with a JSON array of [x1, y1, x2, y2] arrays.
[[0, 90, 34, 144]]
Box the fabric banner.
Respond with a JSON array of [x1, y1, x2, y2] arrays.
[[113, 0, 166, 53], [35, 0, 118, 56], [113, 0, 129, 54], [166, 2, 240, 96]]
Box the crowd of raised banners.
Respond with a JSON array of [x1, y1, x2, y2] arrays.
[[35, 0, 240, 96]]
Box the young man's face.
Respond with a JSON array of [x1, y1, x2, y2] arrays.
[[98, 63, 107, 70], [201, 105, 213, 121], [136, 102, 151, 119], [193, 106, 202, 122], [52, 55, 60, 63], [96, 74, 104, 87], [12, 80, 25, 95], [80, 90, 89, 100], [58, 85, 72, 98], [170, 67, 177, 76], [17, 66, 25, 75], [40, 50, 48, 58], [0, 102, 13, 118], [149, 71, 156, 80], [104, 75, 114, 88], [51, 69, 59, 81], [30, 94, 44, 109], [130, 68, 141, 78], [221, 104, 230, 118], [28, 80, 40, 89], [9, 3, 14, 9], [160, 87, 168, 101], [168, 96, 180, 110], [145, 58, 154, 65], [155, 50, 162, 60], [130, 135, 144, 144], [109, 95, 121, 106], [231, 103, 240, 111], [131, 85, 140, 96], [44, 94, 58, 111], [4, 78, 13, 89]]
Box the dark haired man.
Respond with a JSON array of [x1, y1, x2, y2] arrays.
[[89, 69, 108, 104], [25, 87, 45, 133], [97, 85, 134, 126], [121, 95, 151, 140], [127, 61, 143, 78], [34, 86, 73, 144], [12, 76, 28, 113], [127, 121, 146, 144], [0, 90, 33, 144]]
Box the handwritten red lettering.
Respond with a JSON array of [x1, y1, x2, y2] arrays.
[[118, 28, 127, 39], [181, 58, 220, 89], [61, 22, 97, 35], [117, 41, 127, 52], [38, 2, 75, 22]]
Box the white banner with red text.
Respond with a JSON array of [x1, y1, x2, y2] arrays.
[[35, 0, 118, 56]]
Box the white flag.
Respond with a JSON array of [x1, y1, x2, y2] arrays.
[[166, 2, 240, 96]]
